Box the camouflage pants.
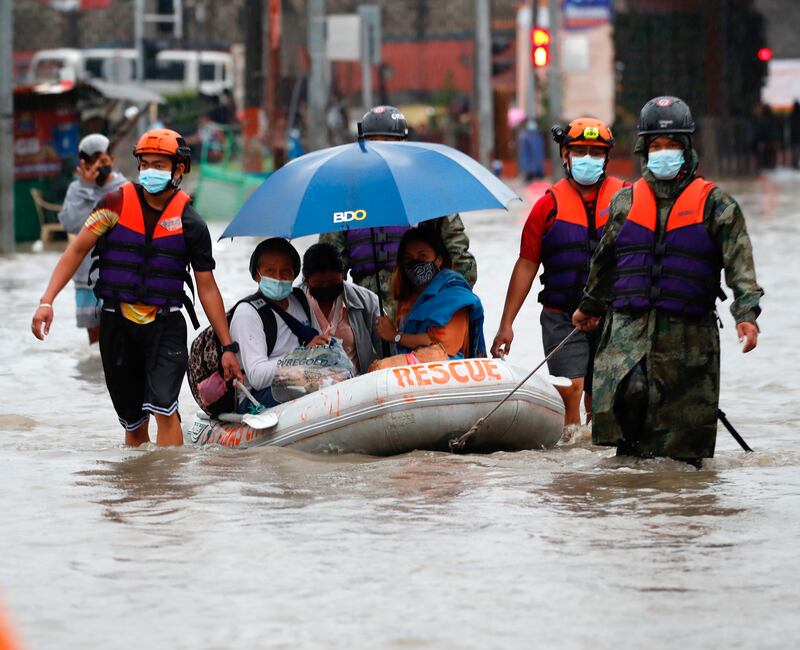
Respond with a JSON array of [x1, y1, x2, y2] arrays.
[[592, 310, 720, 459]]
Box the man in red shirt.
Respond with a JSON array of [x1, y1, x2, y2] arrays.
[[491, 118, 627, 428]]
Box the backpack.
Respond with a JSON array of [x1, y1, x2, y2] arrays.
[[187, 288, 313, 416]]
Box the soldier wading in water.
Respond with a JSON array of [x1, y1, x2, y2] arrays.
[[572, 96, 763, 468]]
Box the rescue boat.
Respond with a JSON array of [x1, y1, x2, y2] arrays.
[[186, 358, 565, 454]]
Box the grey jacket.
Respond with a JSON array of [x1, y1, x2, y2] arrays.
[[58, 172, 127, 287], [343, 281, 384, 373], [304, 281, 383, 374]]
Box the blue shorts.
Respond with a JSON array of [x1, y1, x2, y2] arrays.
[[75, 288, 101, 329]]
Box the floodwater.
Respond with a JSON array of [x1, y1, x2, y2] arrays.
[[1, 172, 799, 649]]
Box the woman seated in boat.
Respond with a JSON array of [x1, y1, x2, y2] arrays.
[[229, 238, 329, 412], [301, 243, 383, 375], [374, 228, 486, 367]]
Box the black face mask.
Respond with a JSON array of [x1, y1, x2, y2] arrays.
[[404, 261, 439, 288], [96, 165, 112, 186], [309, 284, 343, 304]]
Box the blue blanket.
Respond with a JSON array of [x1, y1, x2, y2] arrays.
[[399, 269, 486, 359]]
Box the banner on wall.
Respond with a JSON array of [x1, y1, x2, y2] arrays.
[[14, 108, 79, 180], [562, 0, 612, 30]]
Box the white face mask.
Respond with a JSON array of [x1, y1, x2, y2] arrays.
[[569, 154, 605, 186], [138, 168, 173, 194], [258, 276, 293, 301], [647, 149, 685, 180]]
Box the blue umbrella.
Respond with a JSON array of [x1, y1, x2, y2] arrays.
[[220, 140, 520, 239]]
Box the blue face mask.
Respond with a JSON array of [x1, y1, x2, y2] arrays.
[[570, 154, 605, 186], [258, 276, 293, 301], [647, 149, 685, 180], [139, 169, 173, 194]]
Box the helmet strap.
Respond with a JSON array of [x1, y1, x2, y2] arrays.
[[169, 159, 183, 188]]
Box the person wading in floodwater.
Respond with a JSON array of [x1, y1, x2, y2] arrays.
[[492, 118, 627, 432], [572, 96, 763, 468], [31, 128, 243, 447]]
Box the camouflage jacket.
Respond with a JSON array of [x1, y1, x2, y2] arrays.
[[578, 152, 763, 458], [580, 174, 763, 324]]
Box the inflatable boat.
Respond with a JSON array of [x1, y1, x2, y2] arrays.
[[186, 358, 565, 454]]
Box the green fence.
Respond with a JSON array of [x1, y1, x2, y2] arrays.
[[192, 126, 272, 222]]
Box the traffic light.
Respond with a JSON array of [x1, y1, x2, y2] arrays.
[[492, 38, 513, 77], [757, 47, 772, 62], [531, 27, 550, 68]]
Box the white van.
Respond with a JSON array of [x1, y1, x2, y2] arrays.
[[28, 48, 84, 83], [149, 50, 233, 95], [83, 48, 139, 83], [28, 48, 232, 95]]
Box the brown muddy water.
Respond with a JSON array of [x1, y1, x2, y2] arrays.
[[1, 173, 798, 649]]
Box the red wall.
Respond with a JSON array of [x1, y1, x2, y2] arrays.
[[334, 39, 475, 96]]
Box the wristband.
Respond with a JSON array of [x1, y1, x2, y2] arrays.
[[39, 303, 54, 310]]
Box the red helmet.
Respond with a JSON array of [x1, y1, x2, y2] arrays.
[[133, 128, 192, 173]]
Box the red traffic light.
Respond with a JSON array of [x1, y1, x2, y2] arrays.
[[531, 27, 550, 68], [757, 47, 772, 62], [532, 27, 550, 47]]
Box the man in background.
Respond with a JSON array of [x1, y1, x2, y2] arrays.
[[58, 134, 127, 344]]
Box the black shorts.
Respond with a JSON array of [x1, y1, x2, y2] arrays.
[[99, 310, 188, 430], [540, 308, 601, 394]]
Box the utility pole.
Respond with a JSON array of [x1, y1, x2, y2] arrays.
[[527, 0, 538, 119], [547, 0, 563, 179], [134, 0, 144, 82], [243, 0, 264, 172], [359, 5, 380, 112], [307, 0, 327, 151], [0, 0, 14, 253], [266, 0, 285, 169], [474, 0, 493, 168]]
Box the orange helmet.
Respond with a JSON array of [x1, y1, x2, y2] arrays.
[[133, 128, 192, 173], [551, 118, 614, 150]]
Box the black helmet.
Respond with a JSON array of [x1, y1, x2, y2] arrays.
[[358, 105, 408, 139], [638, 96, 695, 136]]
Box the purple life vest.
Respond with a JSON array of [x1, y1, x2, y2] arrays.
[[93, 183, 191, 311], [345, 226, 408, 281], [611, 177, 721, 316], [538, 177, 625, 311]]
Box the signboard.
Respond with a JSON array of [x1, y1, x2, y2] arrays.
[[48, 0, 112, 9], [326, 14, 361, 62], [762, 59, 800, 110], [13, 107, 78, 180], [562, 0, 612, 30], [326, 8, 381, 64]]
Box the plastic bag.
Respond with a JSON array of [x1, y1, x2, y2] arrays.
[[271, 339, 355, 403]]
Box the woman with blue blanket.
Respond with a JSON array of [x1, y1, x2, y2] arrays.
[[376, 228, 486, 361]]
